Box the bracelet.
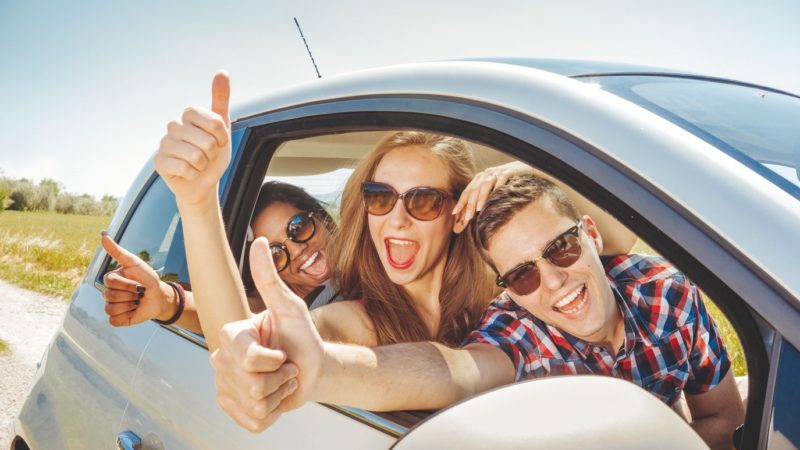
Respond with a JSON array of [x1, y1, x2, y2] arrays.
[[153, 281, 186, 326]]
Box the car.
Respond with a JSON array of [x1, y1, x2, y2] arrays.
[[11, 58, 800, 449]]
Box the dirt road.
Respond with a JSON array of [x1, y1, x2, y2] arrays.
[[0, 280, 69, 449]]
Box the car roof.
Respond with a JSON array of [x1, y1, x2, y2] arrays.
[[230, 61, 800, 314]]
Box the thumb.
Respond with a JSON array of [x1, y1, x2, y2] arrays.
[[101, 234, 142, 268], [250, 237, 296, 314], [211, 70, 231, 128]]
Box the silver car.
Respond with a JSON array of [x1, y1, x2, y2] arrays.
[[12, 59, 800, 449]]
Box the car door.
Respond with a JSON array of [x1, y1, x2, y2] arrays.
[[16, 171, 172, 449], [116, 130, 397, 449]]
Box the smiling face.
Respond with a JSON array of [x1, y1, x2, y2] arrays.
[[486, 198, 620, 345], [367, 145, 456, 295], [251, 201, 332, 297]]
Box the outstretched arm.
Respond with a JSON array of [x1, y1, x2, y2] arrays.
[[210, 237, 515, 432], [101, 234, 202, 333], [154, 72, 250, 351]]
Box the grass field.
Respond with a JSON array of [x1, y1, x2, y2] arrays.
[[0, 210, 746, 375], [0, 210, 111, 299]]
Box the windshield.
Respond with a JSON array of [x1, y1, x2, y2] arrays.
[[579, 75, 800, 198]]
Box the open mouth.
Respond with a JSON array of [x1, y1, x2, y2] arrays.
[[299, 249, 329, 279], [385, 238, 419, 269], [553, 284, 588, 315]]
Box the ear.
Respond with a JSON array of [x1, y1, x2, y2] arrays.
[[582, 215, 604, 254]]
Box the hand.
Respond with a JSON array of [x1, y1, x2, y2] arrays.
[[101, 234, 176, 326], [210, 236, 325, 432], [154, 71, 231, 208], [211, 311, 300, 433], [452, 161, 533, 225]]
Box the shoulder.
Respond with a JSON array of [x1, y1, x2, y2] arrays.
[[606, 254, 700, 328], [311, 299, 377, 346]]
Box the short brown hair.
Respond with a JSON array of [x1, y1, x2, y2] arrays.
[[474, 174, 580, 272]]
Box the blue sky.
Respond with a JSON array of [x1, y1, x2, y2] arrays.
[[2, 0, 798, 198]]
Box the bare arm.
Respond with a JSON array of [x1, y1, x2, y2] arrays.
[[315, 341, 514, 411], [211, 238, 515, 431], [685, 370, 745, 449], [154, 72, 250, 351]]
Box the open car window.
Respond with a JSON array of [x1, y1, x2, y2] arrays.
[[228, 128, 749, 438]]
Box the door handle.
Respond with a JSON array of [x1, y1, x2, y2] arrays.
[[117, 431, 142, 450]]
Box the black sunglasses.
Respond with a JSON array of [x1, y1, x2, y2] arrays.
[[496, 222, 583, 296], [362, 181, 452, 221], [269, 211, 317, 272]]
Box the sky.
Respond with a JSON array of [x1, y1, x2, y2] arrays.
[[2, 0, 798, 199]]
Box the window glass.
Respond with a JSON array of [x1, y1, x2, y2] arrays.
[[110, 177, 187, 283]]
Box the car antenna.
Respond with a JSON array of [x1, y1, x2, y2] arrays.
[[294, 17, 322, 79]]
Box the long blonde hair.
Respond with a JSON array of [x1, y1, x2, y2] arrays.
[[331, 131, 496, 346]]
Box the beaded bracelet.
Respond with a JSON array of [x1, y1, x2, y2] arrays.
[[153, 281, 186, 326]]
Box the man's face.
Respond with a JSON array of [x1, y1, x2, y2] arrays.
[[486, 199, 618, 344]]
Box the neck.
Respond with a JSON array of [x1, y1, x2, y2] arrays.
[[401, 256, 447, 337]]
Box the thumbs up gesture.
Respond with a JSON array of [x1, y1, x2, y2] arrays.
[[210, 236, 325, 432], [155, 72, 232, 207], [100, 234, 177, 326]]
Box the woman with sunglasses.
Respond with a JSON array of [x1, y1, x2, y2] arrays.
[[100, 181, 340, 333]]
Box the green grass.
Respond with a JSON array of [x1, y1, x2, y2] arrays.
[[0, 210, 110, 298], [632, 240, 747, 376]]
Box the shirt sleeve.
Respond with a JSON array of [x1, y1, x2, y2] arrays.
[[462, 307, 534, 382], [684, 284, 732, 395]]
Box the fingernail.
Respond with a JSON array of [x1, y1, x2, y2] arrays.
[[100, 230, 109, 237], [289, 365, 299, 378], [288, 379, 298, 392], [134, 300, 140, 306], [138, 291, 144, 299], [136, 285, 145, 294]]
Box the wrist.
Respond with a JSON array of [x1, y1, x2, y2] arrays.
[[176, 191, 221, 217], [154, 282, 185, 325], [156, 281, 178, 322]]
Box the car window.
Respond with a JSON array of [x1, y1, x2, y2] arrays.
[[109, 176, 187, 283]]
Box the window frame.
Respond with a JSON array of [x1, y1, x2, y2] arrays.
[[167, 94, 780, 444]]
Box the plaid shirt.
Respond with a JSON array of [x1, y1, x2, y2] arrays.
[[463, 254, 731, 404]]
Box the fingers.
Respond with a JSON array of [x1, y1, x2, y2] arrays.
[[155, 149, 201, 182], [250, 238, 293, 310], [243, 343, 289, 373], [105, 300, 138, 317], [103, 271, 143, 294], [102, 234, 144, 268], [211, 71, 231, 129], [160, 133, 212, 173], [474, 174, 498, 213], [108, 309, 136, 327], [216, 375, 298, 434]]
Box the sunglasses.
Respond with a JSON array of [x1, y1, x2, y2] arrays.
[[362, 181, 452, 221], [269, 211, 317, 272], [496, 222, 583, 296]]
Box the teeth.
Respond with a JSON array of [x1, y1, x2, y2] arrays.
[[388, 239, 415, 246], [555, 285, 583, 308], [299, 250, 319, 271]]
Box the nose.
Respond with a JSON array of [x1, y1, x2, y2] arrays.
[[284, 238, 308, 261], [387, 197, 412, 229], [537, 259, 567, 292]]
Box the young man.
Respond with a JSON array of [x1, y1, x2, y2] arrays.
[[211, 175, 743, 449]]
